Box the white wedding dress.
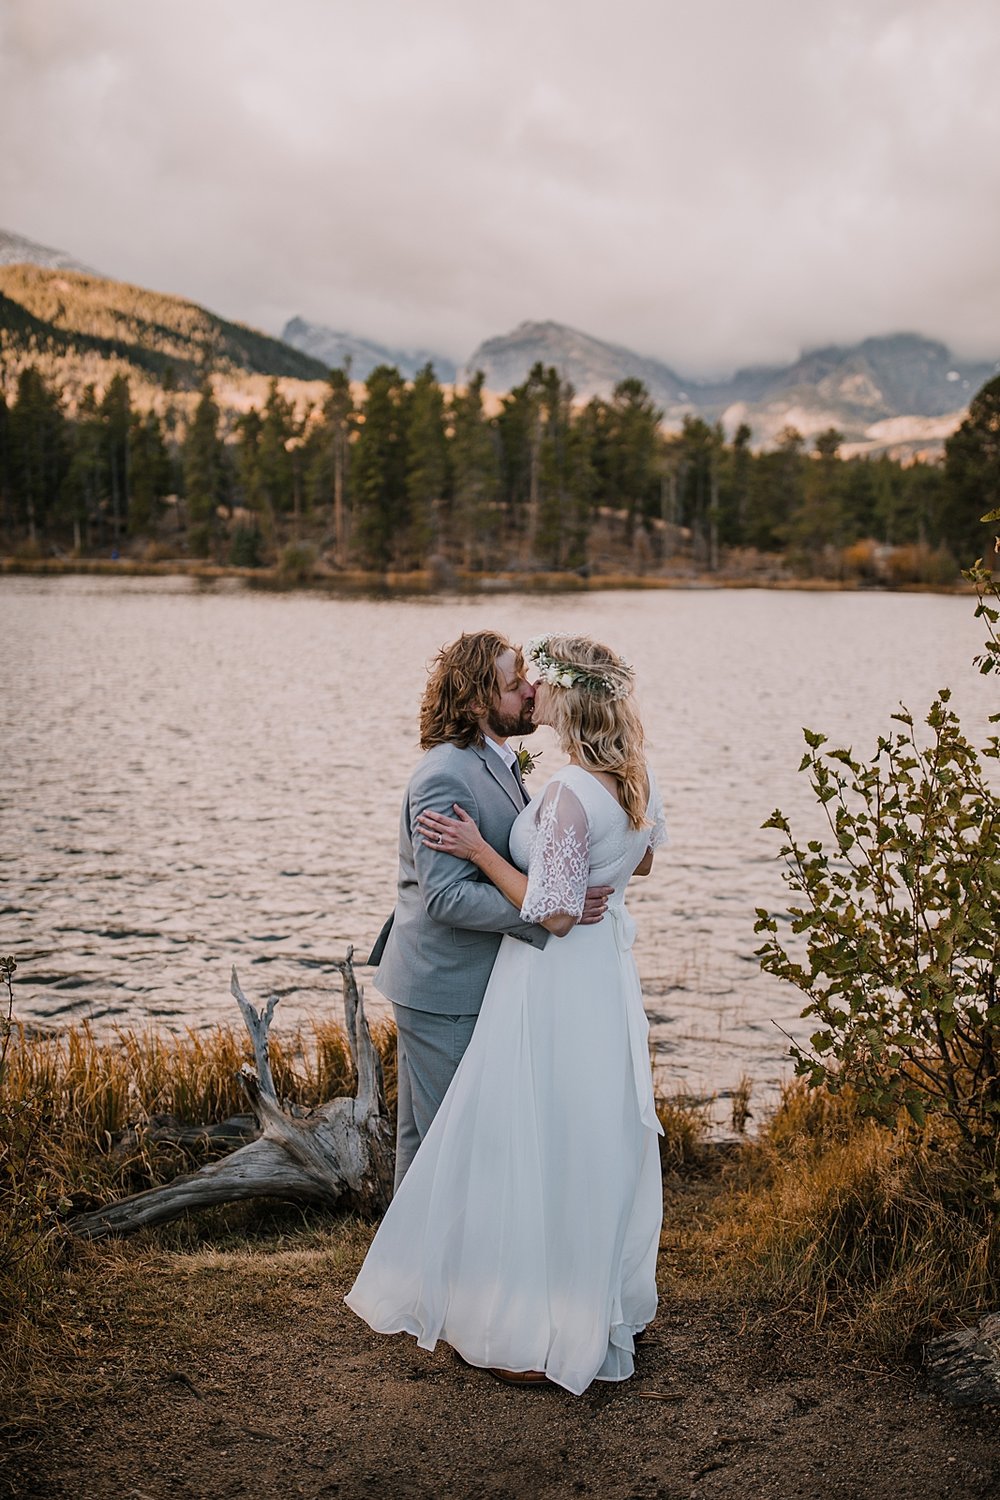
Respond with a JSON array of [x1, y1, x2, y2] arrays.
[[345, 763, 667, 1395]]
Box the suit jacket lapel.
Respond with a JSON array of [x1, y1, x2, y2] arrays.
[[472, 742, 524, 812]]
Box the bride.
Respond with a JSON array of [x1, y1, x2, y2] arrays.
[[345, 633, 666, 1395]]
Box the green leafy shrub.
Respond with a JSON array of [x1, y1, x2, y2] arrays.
[[277, 539, 318, 584], [755, 560, 1000, 1204]]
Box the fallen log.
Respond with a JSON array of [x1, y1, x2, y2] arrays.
[[71, 948, 394, 1239]]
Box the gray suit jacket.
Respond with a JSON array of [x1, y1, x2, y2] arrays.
[[369, 741, 548, 1014]]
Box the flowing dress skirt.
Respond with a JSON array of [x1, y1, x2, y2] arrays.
[[345, 914, 663, 1396]]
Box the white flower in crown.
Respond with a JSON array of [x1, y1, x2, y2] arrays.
[[525, 634, 634, 701]]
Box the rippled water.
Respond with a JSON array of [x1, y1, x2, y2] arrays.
[[1, 576, 993, 1124]]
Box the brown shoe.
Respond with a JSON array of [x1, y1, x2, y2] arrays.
[[489, 1367, 550, 1386]]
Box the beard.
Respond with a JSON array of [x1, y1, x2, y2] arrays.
[[486, 704, 537, 739]]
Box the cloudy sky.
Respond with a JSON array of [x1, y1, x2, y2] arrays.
[[2, 0, 999, 376]]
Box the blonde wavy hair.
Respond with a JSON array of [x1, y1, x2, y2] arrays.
[[419, 630, 516, 749], [539, 635, 648, 829]]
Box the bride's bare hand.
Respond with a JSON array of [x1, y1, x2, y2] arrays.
[[417, 804, 486, 862]]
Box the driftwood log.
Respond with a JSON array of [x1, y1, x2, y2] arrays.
[[71, 949, 394, 1239]]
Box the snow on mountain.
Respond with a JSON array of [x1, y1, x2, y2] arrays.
[[0, 228, 101, 277]]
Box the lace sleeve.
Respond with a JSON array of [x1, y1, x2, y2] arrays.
[[646, 765, 668, 850], [520, 780, 591, 925]]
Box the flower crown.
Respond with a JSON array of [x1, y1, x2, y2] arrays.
[[525, 636, 634, 702]]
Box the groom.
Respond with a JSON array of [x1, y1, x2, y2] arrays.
[[369, 629, 611, 1188]]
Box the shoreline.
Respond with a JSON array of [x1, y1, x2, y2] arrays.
[[0, 554, 979, 596]]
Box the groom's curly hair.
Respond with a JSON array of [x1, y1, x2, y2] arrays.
[[420, 630, 514, 749]]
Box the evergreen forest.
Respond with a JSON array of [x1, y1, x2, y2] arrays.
[[2, 359, 998, 583]]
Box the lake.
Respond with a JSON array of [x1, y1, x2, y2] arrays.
[[1, 576, 994, 1127]]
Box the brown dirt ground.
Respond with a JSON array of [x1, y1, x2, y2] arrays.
[[2, 1206, 998, 1500]]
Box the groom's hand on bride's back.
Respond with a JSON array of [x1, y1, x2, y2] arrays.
[[579, 886, 613, 924]]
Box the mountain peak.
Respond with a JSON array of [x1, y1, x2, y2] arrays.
[[463, 320, 688, 406], [281, 317, 457, 383]]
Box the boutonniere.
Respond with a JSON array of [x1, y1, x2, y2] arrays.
[[514, 744, 542, 777]]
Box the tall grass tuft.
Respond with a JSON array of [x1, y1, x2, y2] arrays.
[[1, 957, 71, 1412], [3, 1014, 396, 1184], [704, 1080, 999, 1358], [656, 1092, 711, 1174]]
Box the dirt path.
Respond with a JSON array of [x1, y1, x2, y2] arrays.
[[2, 1221, 997, 1500]]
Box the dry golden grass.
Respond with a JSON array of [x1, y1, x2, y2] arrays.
[[5, 1014, 396, 1149], [0, 1013, 396, 1411], [8, 1016, 992, 1426], [655, 1092, 712, 1174], [700, 1080, 999, 1359]]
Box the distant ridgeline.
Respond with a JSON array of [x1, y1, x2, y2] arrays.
[[454, 321, 999, 456], [0, 261, 998, 580], [0, 264, 328, 403]]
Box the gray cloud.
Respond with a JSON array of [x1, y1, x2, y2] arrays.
[[2, 0, 999, 375]]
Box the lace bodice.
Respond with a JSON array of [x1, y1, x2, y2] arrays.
[[511, 764, 667, 925]]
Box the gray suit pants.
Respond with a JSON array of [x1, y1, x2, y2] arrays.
[[392, 1001, 478, 1191]]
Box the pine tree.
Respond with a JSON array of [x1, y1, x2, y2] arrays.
[[8, 366, 68, 544], [233, 408, 265, 516], [450, 372, 501, 570], [605, 379, 664, 541], [0, 389, 9, 538], [871, 456, 900, 544], [898, 461, 948, 550], [718, 421, 753, 547], [182, 381, 228, 556], [322, 366, 354, 563], [576, 397, 613, 516], [747, 426, 805, 552], [669, 416, 720, 566], [64, 386, 104, 551], [943, 374, 1000, 561], [100, 374, 132, 546], [228, 407, 268, 564], [498, 364, 548, 552], [403, 364, 447, 565], [352, 365, 407, 569], [258, 380, 299, 520], [534, 367, 577, 568], [562, 399, 599, 571], [128, 409, 171, 536], [787, 427, 847, 571]]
